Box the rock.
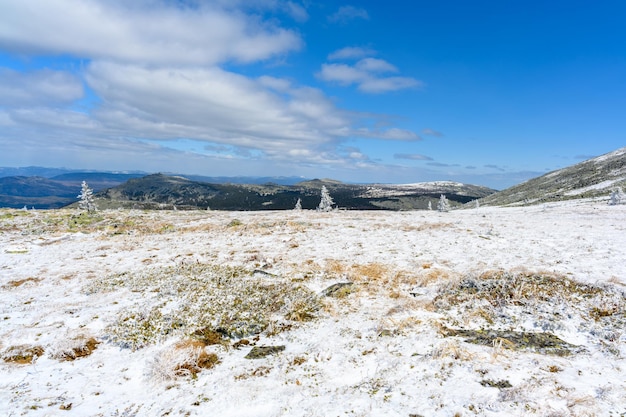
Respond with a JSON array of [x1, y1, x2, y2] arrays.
[[245, 345, 285, 359], [440, 326, 584, 356], [480, 379, 512, 389], [320, 282, 353, 297]]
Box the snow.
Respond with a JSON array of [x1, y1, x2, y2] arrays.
[[565, 179, 620, 196], [1, 202, 625, 416]]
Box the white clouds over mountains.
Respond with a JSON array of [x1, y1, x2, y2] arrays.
[[319, 48, 422, 93], [0, 1, 421, 177]]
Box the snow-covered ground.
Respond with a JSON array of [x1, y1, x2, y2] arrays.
[[1, 200, 625, 417]]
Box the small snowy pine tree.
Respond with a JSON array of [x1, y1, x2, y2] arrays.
[[437, 194, 450, 212], [427, 201, 432, 211], [294, 198, 302, 211], [608, 187, 625, 205], [77, 181, 97, 212], [317, 186, 335, 212]]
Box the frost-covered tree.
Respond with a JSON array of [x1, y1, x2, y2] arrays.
[[437, 194, 450, 212], [317, 186, 335, 212], [427, 201, 432, 211], [294, 198, 302, 211], [474, 200, 480, 209], [608, 187, 625, 205], [77, 181, 97, 212]]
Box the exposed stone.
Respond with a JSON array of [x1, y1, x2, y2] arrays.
[[245, 345, 285, 359], [321, 282, 353, 297], [440, 326, 583, 356]]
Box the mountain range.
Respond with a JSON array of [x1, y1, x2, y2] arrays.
[[1, 146, 624, 209], [93, 175, 493, 211]]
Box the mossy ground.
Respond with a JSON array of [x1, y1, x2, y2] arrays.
[[86, 263, 321, 350]]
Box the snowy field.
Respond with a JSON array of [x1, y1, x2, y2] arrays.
[[1, 200, 625, 417]]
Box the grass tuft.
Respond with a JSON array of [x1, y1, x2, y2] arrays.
[[2, 344, 45, 364], [49, 335, 100, 361], [150, 339, 219, 381]]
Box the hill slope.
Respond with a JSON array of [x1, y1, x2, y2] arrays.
[[477, 147, 626, 207], [0, 173, 145, 209], [0, 176, 79, 209], [93, 174, 495, 211]]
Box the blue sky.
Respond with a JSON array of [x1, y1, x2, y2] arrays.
[[0, 1, 624, 189]]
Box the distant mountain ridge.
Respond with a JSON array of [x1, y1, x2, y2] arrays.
[[0, 173, 146, 209], [92, 174, 494, 211], [477, 147, 626, 207], [6, 145, 624, 210], [0, 169, 308, 209], [0, 166, 307, 185]]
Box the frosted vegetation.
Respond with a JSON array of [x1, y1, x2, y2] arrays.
[[1, 200, 625, 416]]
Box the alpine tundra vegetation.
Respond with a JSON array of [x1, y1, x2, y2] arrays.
[[1, 198, 625, 416]]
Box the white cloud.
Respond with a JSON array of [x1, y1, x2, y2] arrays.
[[84, 62, 359, 157], [0, 0, 301, 65], [318, 59, 421, 93], [284, 1, 309, 22], [359, 76, 422, 93], [0, 111, 15, 126], [327, 6, 369, 24], [355, 58, 398, 73], [0, 0, 424, 177], [394, 153, 433, 161], [352, 128, 421, 141], [422, 128, 444, 137], [318, 63, 366, 85], [0, 68, 83, 106], [328, 46, 376, 61]]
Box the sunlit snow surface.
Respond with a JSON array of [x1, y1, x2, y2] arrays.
[[1, 200, 625, 416]]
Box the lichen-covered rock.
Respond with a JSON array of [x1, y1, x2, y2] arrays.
[[440, 326, 583, 356], [321, 282, 353, 297], [245, 345, 285, 359]]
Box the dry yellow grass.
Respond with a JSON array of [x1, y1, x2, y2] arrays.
[[3, 277, 41, 288], [172, 340, 219, 377], [50, 336, 100, 361], [431, 340, 475, 361], [151, 339, 220, 381], [2, 344, 45, 364]]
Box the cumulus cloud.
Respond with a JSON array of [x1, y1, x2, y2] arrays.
[[80, 62, 418, 161], [422, 128, 443, 137], [394, 153, 433, 161], [0, 68, 83, 106], [318, 60, 421, 93], [327, 6, 369, 24], [284, 1, 309, 22], [328, 46, 376, 61], [0, 0, 422, 175], [0, 0, 301, 66]]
